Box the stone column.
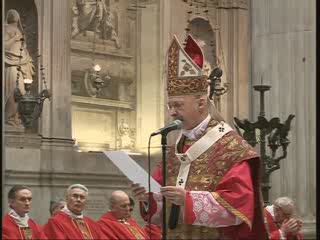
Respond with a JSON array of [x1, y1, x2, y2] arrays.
[[135, 0, 164, 153], [35, 0, 73, 223], [216, 0, 250, 122], [250, 0, 316, 238], [37, 0, 73, 142]]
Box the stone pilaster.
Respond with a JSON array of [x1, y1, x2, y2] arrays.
[[250, 0, 316, 238]]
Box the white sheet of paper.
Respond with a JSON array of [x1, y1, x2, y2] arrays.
[[103, 151, 161, 193]]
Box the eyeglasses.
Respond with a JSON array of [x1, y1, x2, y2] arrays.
[[167, 102, 185, 111]]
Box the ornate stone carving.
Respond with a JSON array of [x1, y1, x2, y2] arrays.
[[71, 0, 120, 48], [4, 9, 35, 129], [117, 119, 135, 150], [217, 0, 248, 9]]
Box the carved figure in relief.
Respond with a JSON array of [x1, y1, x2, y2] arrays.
[[4, 9, 35, 128], [118, 119, 135, 149], [72, 0, 120, 48]]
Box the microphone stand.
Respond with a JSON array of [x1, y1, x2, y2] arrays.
[[161, 132, 168, 240]]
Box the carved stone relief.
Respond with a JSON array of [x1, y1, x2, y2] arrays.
[[70, 0, 138, 152], [71, 0, 120, 48], [117, 119, 135, 150]]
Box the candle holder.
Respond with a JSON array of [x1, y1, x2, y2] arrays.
[[15, 78, 51, 128], [234, 84, 295, 205], [14, 36, 51, 129]]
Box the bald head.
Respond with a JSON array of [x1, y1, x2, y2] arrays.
[[110, 190, 128, 207], [109, 190, 131, 219]]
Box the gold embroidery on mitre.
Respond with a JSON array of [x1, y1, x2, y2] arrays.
[[211, 192, 252, 229], [167, 36, 208, 96]]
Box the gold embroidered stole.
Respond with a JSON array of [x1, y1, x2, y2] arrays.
[[19, 227, 33, 240], [165, 118, 258, 239], [118, 219, 145, 239], [73, 219, 94, 240]]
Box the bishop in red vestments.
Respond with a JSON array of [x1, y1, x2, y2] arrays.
[[132, 34, 267, 240], [2, 185, 47, 240], [43, 184, 102, 239], [98, 190, 148, 239]]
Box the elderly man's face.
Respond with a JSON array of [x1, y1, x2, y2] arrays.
[[167, 95, 204, 130], [10, 189, 32, 217], [66, 188, 87, 215], [112, 195, 131, 219], [274, 205, 293, 224]]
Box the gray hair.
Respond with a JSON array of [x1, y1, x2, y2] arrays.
[[274, 197, 295, 211], [66, 184, 89, 195], [50, 198, 65, 215]]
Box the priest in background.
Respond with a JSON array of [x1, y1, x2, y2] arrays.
[[43, 184, 102, 239], [98, 190, 148, 239], [264, 197, 303, 240], [2, 185, 48, 239]]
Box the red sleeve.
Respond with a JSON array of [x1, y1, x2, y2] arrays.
[[151, 164, 163, 186], [43, 218, 68, 240], [139, 193, 158, 222], [30, 221, 48, 240], [214, 161, 254, 228], [97, 220, 118, 239], [2, 225, 18, 239], [269, 230, 281, 240], [184, 191, 196, 224]]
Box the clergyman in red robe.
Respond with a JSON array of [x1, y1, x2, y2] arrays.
[[2, 185, 48, 240], [43, 184, 103, 239], [265, 197, 303, 240], [98, 190, 148, 239], [131, 34, 267, 240]]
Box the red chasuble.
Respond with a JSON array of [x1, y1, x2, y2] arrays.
[[98, 211, 148, 240], [43, 211, 102, 239], [141, 119, 267, 240], [2, 214, 47, 240], [144, 224, 161, 240], [264, 208, 303, 240]]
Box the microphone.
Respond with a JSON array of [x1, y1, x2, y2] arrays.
[[150, 120, 183, 136]]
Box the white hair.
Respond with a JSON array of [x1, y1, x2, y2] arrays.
[[67, 184, 89, 195], [274, 197, 295, 210]]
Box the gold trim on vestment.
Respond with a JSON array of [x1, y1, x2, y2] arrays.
[[118, 219, 145, 239], [211, 192, 252, 229], [19, 227, 33, 240], [73, 218, 94, 239]]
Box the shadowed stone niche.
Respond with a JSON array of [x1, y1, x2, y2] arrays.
[[71, 0, 138, 152], [4, 0, 39, 136]]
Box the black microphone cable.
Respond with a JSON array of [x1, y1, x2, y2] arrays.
[[147, 134, 152, 239]]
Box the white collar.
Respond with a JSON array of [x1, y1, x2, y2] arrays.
[[181, 114, 211, 140], [62, 206, 83, 219], [265, 205, 275, 220], [9, 208, 29, 227]]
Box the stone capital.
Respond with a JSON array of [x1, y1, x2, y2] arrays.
[[217, 0, 249, 9]]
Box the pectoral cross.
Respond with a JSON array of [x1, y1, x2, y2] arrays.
[[219, 122, 225, 132], [178, 179, 184, 186]]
